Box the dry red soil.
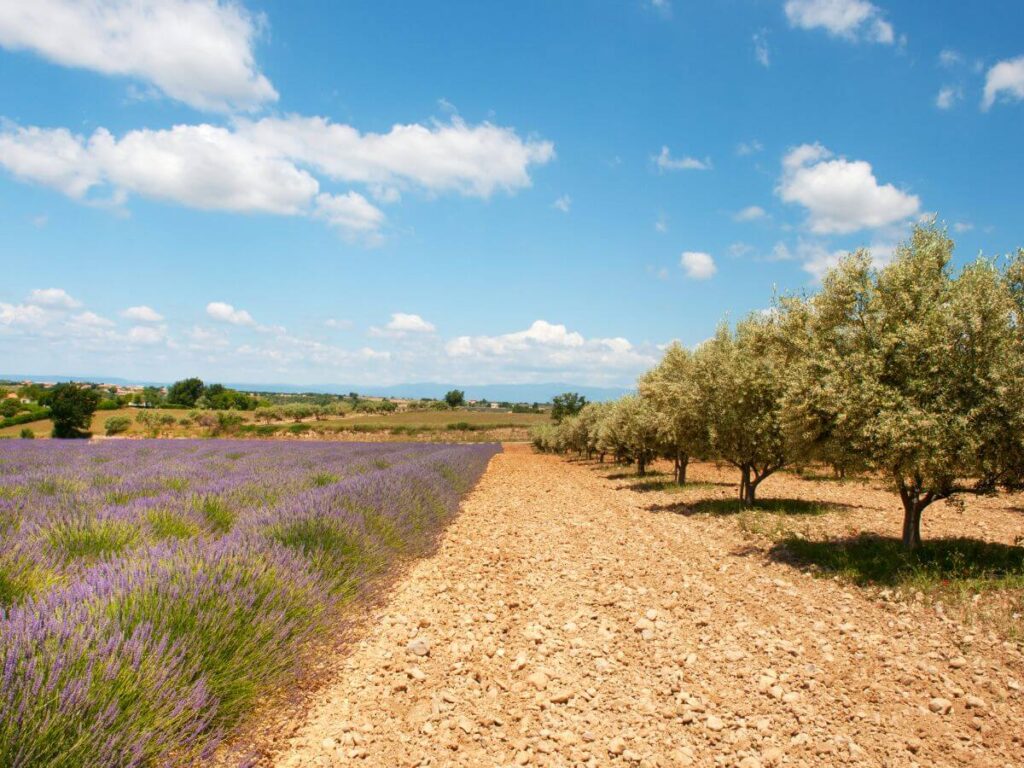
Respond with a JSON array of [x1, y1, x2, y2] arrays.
[[225, 444, 1024, 767]]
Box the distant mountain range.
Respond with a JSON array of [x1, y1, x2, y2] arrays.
[[0, 375, 630, 403]]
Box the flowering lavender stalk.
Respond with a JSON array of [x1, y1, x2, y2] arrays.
[[0, 439, 499, 766]]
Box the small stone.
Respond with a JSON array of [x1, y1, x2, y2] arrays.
[[527, 671, 549, 691], [762, 747, 784, 766], [706, 715, 724, 731], [905, 737, 921, 753], [407, 666, 426, 681], [515, 749, 531, 765], [549, 689, 573, 704], [321, 737, 336, 750], [608, 737, 627, 755], [965, 695, 986, 710], [949, 656, 967, 669], [929, 697, 953, 714], [738, 758, 761, 768], [406, 637, 431, 657]]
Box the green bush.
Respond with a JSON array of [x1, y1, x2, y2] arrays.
[[104, 416, 132, 436], [18, 428, 34, 439]]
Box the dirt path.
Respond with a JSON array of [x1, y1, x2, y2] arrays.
[[259, 444, 1023, 767]]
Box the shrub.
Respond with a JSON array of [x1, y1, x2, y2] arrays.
[[104, 416, 132, 436], [18, 428, 34, 439]]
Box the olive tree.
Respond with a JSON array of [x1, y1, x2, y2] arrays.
[[597, 395, 661, 475], [699, 315, 788, 505], [638, 342, 710, 484], [780, 224, 1024, 548]]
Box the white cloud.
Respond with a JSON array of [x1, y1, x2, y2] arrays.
[[236, 115, 555, 198], [0, 116, 552, 238], [648, 0, 672, 17], [734, 205, 767, 222], [953, 221, 974, 233], [313, 192, 385, 236], [983, 56, 1024, 110], [27, 287, 80, 309], [206, 301, 255, 326], [777, 142, 920, 234], [936, 85, 962, 110], [654, 212, 669, 233], [324, 318, 353, 330], [736, 139, 763, 157], [0, 302, 47, 326], [552, 194, 571, 213], [0, 0, 277, 113], [384, 313, 435, 334], [445, 319, 654, 380], [654, 146, 712, 172], [121, 305, 163, 323], [127, 325, 166, 345], [680, 251, 717, 280], [784, 0, 895, 44], [939, 49, 963, 68], [753, 30, 771, 67], [73, 311, 114, 328]]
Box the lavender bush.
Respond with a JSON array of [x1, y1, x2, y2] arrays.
[[0, 439, 498, 767]]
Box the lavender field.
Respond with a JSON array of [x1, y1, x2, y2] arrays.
[[0, 439, 499, 767]]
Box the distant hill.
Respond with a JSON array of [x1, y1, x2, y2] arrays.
[[1, 375, 630, 403]]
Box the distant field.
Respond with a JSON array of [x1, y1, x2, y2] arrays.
[[326, 410, 548, 428], [0, 406, 547, 439]]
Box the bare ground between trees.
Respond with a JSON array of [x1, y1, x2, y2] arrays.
[[221, 445, 1024, 768]]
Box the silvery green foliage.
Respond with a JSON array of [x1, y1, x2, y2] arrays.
[[778, 223, 1024, 546]]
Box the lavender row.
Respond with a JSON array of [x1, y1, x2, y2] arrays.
[[0, 439, 499, 767]]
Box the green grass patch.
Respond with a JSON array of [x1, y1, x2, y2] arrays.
[[196, 496, 235, 533], [147, 509, 202, 540], [310, 471, 340, 487], [45, 518, 139, 561], [269, 517, 374, 597]]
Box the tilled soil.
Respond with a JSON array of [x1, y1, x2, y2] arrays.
[[244, 444, 1023, 767]]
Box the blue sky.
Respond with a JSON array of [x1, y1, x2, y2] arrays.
[[1, 0, 1023, 388]]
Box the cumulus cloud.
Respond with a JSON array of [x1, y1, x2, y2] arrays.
[[654, 146, 712, 172], [734, 205, 767, 222], [680, 251, 717, 280], [373, 312, 436, 337], [236, 115, 555, 198], [127, 325, 167, 345], [27, 287, 81, 309], [0, 0, 277, 113], [784, 0, 894, 44], [121, 305, 163, 323], [0, 116, 553, 238], [206, 301, 255, 326], [73, 311, 114, 327], [983, 56, 1024, 110], [313, 192, 385, 237], [445, 320, 654, 381], [777, 143, 920, 234]]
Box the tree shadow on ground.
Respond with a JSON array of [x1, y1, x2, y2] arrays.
[[767, 534, 1024, 588], [647, 497, 846, 517]]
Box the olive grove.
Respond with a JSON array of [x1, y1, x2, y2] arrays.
[[532, 224, 1024, 547]]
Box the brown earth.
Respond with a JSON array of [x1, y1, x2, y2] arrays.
[[226, 444, 1024, 768]]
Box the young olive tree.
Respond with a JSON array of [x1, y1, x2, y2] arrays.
[[780, 224, 1024, 548], [597, 395, 661, 475], [638, 342, 710, 484], [699, 315, 788, 505]]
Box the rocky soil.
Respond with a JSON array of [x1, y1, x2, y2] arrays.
[[229, 444, 1023, 767]]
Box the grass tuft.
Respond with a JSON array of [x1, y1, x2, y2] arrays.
[[46, 518, 139, 561]]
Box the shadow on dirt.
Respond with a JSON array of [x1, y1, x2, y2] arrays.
[[647, 497, 848, 517], [766, 534, 1024, 588]]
